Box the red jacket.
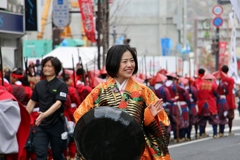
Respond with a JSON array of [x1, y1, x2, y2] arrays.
[[68, 86, 81, 107], [221, 76, 236, 109], [197, 81, 218, 115]]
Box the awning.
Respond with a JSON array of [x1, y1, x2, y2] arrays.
[[60, 38, 85, 47]]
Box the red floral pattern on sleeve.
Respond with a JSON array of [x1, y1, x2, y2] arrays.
[[92, 88, 100, 102], [119, 101, 128, 109], [131, 91, 140, 98]]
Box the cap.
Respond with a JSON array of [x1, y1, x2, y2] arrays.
[[154, 73, 167, 83], [202, 73, 215, 80]]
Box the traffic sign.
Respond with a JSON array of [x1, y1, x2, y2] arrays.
[[212, 4, 224, 16], [52, 0, 70, 27], [213, 17, 224, 27]]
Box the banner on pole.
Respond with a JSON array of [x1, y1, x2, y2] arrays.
[[230, 0, 240, 21], [78, 0, 96, 42], [228, 11, 240, 84]]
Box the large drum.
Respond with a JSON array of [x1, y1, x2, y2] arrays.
[[74, 106, 145, 160]]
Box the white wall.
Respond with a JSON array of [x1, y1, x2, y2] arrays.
[[1, 47, 16, 70], [0, 0, 7, 9]]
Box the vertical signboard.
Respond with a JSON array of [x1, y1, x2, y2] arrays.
[[52, 0, 70, 27], [25, 0, 38, 31]]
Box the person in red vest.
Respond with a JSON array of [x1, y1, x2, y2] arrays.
[[216, 77, 229, 137], [61, 71, 80, 160], [62, 71, 81, 121], [178, 78, 191, 142], [76, 68, 92, 103], [165, 72, 185, 143], [154, 73, 176, 137], [186, 77, 199, 139], [197, 73, 219, 138], [7, 68, 33, 106], [221, 65, 236, 135], [0, 86, 30, 160]]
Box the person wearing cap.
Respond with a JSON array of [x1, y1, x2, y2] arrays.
[[178, 77, 191, 142], [165, 72, 185, 143], [197, 73, 219, 139], [220, 65, 236, 136], [27, 61, 36, 77], [185, 77, 199, 139], [26, 56, 68, 160], [74, 45, 171, 160], [7, 68, 33, 107], [6, 68, 35, 159], [154, 73, 177, 138]]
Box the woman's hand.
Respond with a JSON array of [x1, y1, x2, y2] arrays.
[[35, 111, 46, 126], [149, 99, 163, 117]]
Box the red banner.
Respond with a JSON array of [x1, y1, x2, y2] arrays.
[[78, 0, 96, 42], [218, 42, 228, 69]]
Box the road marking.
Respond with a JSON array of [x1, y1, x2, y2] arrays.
[[205, 126, 240, 132], [169, 137, 212, 148], [169, 134, 240, 148]]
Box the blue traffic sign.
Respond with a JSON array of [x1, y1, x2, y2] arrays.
[[213, 17, 223, 27]]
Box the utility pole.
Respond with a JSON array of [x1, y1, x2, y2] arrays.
[[97, 0, 101, 70], [102, 0, 109, 68], [183, 0, 187, 48], [215, 27, 220, 70], [96, 0, 109, 69]]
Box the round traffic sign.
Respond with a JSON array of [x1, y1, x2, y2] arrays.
[[212, 4, 223, 16], [213, 17, 224, 27]]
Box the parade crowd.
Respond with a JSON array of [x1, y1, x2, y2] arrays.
[[151, 66, 237, 143], [0, 45, 238, 160]]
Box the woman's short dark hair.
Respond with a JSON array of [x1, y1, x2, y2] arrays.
[[106, 45, 138, 78], [41, 56, 62, 76]]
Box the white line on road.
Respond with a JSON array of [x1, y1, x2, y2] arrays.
[[169, 137, 212, 148], [169, 134, 240, 149]]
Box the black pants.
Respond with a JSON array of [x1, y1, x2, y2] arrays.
[[33, 120, 67, 160]]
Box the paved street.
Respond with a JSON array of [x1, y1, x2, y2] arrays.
[[169, 110, 240, 160]]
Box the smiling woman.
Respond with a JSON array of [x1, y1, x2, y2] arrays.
[[74, 45, 172, 160]]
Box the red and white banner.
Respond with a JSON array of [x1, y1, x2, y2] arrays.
[[228, 11, 240, 84], [218, 41, 228, 69], [78, 0, 96, 42]]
